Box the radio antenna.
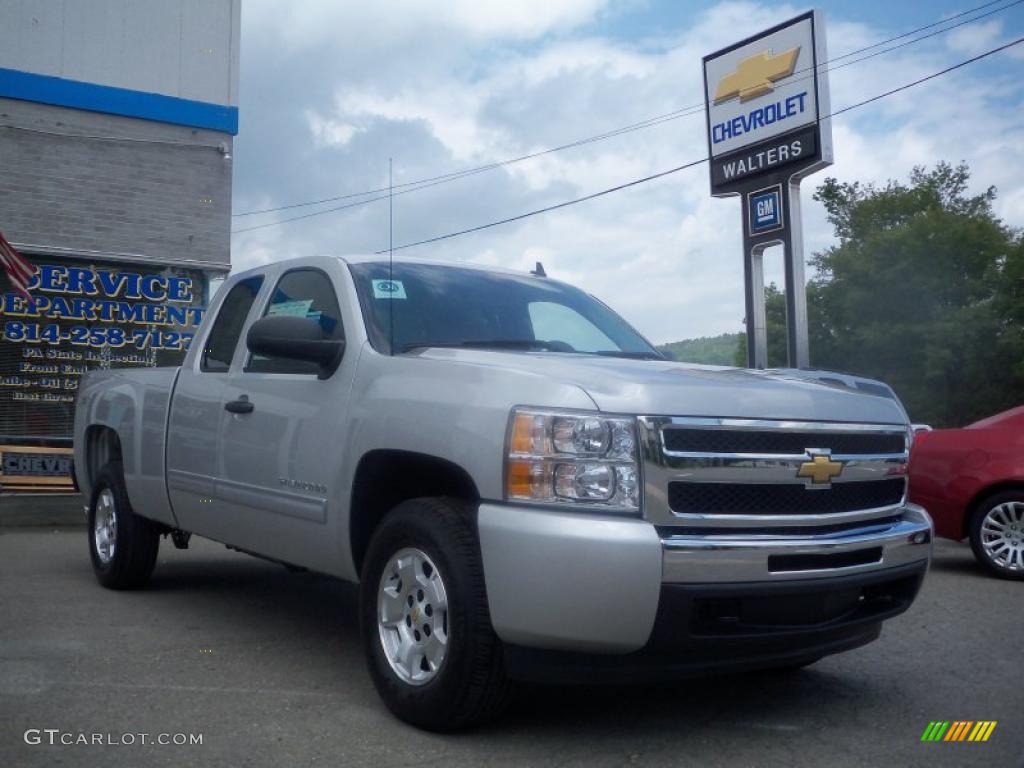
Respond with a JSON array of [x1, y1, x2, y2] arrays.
[[388, 157, 395, 356]]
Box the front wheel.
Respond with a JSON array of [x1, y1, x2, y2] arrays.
[[969, 491, 1024, 580], [359, 498, 511, 731], [88, 461, 160, 589]]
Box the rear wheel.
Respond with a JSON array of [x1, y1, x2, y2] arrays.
[[359, 498, 511, 731], [969, 491, 1024, 580], [88, 461, 160, 589]]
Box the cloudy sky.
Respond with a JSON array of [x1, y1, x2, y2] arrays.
[[230, 0, 1024, 345]]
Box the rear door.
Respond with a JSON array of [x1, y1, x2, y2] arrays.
[[213, 265, 356, 571], [167, 274, 265, 534]]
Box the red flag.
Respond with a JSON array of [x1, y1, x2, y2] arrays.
[[0, 231, 37, 301]]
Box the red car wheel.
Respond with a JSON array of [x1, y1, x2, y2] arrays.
[[969, 491, 1024, 580]]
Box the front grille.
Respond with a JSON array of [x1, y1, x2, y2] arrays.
[[640, 416, 910, 529], [662, 428, 905, 455], [668, 478, 906, 516]]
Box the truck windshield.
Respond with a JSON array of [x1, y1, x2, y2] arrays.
[[348, 262, 662, 359]]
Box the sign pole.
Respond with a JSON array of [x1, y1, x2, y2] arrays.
[[742, 235, 768, 369], [783, 179, 810, 368]]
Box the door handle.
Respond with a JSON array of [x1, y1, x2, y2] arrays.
[[224, 395, 254, 414]]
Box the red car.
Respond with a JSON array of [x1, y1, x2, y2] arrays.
[[909, 406, 1024, 580]]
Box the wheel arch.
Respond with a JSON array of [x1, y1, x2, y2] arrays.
[[80, 425, 124, 498], [349, 449, 480, 577], [964, 481, 1024, 539]]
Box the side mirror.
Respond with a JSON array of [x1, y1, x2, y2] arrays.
[[246, 315, 345, 380]]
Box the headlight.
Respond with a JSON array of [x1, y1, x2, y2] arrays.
[[505, 408, 640, 513]]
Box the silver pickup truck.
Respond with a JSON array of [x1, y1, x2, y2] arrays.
[[74, 255, 932, 730]]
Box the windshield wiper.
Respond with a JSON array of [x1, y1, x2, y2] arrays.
[[399, 340, 566, 353], [593, 350, 665, 360]]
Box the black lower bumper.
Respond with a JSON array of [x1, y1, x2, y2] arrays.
[[504, 560, 927, 683]]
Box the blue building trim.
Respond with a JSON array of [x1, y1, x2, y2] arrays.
[[0, 68, 238, 135]]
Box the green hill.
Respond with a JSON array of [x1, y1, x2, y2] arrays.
[[658, 333, 742, 366]]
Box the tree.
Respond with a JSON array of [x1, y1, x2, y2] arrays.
[[732, 283, 789, 368], [805, 162, 1023, 426], [659, 333, 743, 365]]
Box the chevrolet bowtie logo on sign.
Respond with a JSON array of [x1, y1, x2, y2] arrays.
[[702, 10, 832, 195], [921, 721, 997, 742], [797, 452, 843, 485], [714, 47, 800, 104]]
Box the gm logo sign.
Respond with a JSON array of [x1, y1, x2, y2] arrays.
[[748, 184, 783, 235]]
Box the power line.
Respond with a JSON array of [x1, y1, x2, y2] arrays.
[[233, 1, 1019, 229], [230, 108, 699, 227], [803, 0, 1008, 65], [373, 159, 709, 254], [232, 0, 1022, 225], [375, 36, 1024, 255], [830, 35, 1024, 116]]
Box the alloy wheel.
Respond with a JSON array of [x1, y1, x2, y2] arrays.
[[93, 488, 118, 565], [980, 501, 1024, 572], [377, 547, 450, 685]]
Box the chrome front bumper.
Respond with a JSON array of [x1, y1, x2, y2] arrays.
[[477, 502, 932, 654], [662, 504, 933, 583]]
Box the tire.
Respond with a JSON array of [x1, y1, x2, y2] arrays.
[[88, 461, 160, 589], [359, 497, 511, 731], [968, 490, 1024, 581]]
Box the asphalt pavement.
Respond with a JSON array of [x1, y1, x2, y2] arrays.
[[1, 529, 1020, 768]]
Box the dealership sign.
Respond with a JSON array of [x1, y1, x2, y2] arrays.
[[703, 10, 832, 195], [0, 255, 207, 493], [702, 10, 833, 371]]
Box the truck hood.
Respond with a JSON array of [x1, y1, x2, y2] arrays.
[[415, 349, 909, 424]]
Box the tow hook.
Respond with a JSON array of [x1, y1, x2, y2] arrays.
[[170, 530, 192, 550]]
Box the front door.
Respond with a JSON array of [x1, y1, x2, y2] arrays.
[[215, 266, 352, 572]]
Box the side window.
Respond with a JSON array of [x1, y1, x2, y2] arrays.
[[201, 276, 264, 372], [246, 268, 344, 375], [528, 301, 615, 353]]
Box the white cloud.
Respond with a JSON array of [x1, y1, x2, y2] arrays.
[[305, 110, 359, 147], [233, 1, 1024, 346], [338, 88, 497, 163], [242, 0, 610, 51], [945, 19, 1003, 54]]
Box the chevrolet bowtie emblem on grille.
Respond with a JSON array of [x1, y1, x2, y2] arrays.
[[797, 452, 844, 485], [714, 46, 800, 104]]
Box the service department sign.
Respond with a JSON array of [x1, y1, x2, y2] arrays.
[[703, 10, 832, 195]]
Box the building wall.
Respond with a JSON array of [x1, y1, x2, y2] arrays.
[[0, 0, 240, 108], [0, 97, 232, 270], [0, 0, 240, 265], [0, 0, 240, 502]]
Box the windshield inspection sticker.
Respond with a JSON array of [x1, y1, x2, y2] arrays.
[[372, 279, 407, 299]]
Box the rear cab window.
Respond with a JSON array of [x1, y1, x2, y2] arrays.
[[201, 276, 264, 372]]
